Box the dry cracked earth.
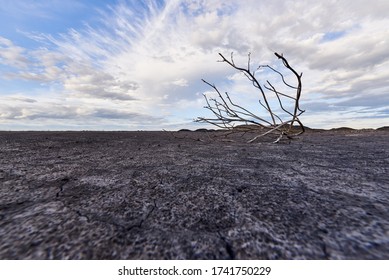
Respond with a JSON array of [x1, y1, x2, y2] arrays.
[[0, 128, 388, 259]]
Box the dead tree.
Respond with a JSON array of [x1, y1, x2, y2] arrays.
[[196, 52, 305, 143]]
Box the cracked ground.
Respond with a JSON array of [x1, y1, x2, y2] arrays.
[[0, 129, 388, 259]]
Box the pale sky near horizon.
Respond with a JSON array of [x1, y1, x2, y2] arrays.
[[1, 0, 388, 130]]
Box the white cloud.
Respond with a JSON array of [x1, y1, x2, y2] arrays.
[[0, 96, 163, 130], [171, 78, 189, 87], [62, 64, 139, 101], [0, 36, 29, 69]]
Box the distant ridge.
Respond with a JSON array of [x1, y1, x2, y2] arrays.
[[330, 127, 355, 131]]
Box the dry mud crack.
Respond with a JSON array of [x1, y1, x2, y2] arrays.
[[0, 130, 388, 259]]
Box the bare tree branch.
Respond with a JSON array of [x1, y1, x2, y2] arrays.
[[196, 52, 305, 143]]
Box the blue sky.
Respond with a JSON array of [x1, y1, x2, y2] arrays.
[[1, 0, 389, 130]]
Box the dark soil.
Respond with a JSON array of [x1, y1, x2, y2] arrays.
[[0, 129, 388, 259]]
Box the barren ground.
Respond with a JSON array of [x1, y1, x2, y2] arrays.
[[0, 129, 388, 259]]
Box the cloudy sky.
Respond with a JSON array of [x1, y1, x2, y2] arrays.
[[0, 0, 388, 130]]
